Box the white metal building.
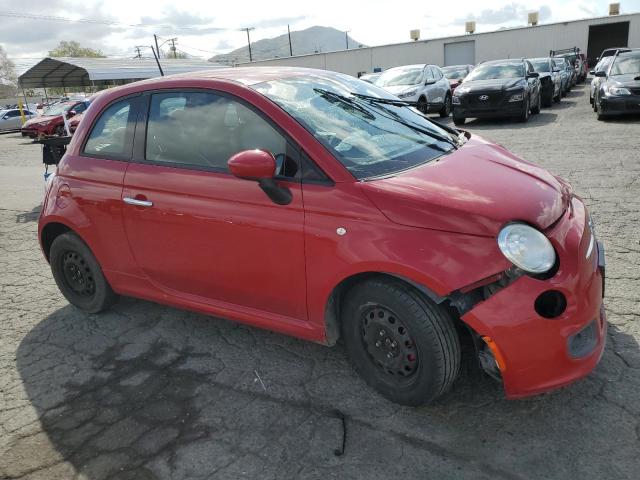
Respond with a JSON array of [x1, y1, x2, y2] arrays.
[[241, 12, 640, 76]]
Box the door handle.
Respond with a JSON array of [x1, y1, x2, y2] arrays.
[[123, 197, 153, 207]]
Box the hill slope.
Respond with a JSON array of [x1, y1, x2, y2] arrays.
[[210, 26, 366, 64]]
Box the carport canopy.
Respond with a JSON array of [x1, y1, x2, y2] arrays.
[[18, 57, 223, 88]]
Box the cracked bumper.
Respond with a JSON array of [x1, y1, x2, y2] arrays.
[[462, 198, 606, 398]]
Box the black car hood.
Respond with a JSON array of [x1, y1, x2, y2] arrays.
[[459, 78, 526, 92], [607, 74, 640, 87]]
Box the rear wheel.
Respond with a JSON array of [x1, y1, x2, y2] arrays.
[[452, 115, 465, 126], [341, 279, 461, 406], [50, 232, 118, 313], [543, 90, 553, 108], [439, 94, 452, 117]]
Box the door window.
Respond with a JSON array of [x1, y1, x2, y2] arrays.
[[83, 99, 135, 159], [145, 91, 294, 176], [425, 67, 435, 83]]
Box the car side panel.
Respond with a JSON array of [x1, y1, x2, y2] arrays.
[[301, 182, 511, 335], [39, 155, 137, 281]]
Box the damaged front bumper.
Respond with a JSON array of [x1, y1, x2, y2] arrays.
[[462, 198, 606, 398]]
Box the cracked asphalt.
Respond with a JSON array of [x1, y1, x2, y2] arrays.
[[1, 84, 639, 479]]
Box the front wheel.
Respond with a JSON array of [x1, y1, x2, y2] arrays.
[[50, 232, 118, 313], [518, 98, 530, 122], [341, 279, 461, 406], [453, 115, 466, 126], [531, 91, 541, 114], [439, 94, 452, 117], [417, 96, 428, 114]]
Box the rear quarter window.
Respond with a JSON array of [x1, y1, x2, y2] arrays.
[[83, 99, 136, 160]]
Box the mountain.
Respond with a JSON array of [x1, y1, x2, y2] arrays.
[[209, 26, 366, 64]]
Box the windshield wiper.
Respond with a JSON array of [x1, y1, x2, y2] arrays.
[[352, 94, 459, 149], [313, 88, 375, 120]]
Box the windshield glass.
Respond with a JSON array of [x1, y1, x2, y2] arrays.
[[43, 103, 71, 116], [253, 74, 455, 179], [375, 67, 424, 87], [553, 58, 567, 69], [465, 63, 524, 81], [610, 52, 640, 76], [442, 66, 469, 79], [530, 59, 550, 72]]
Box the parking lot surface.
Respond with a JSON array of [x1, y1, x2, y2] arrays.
[[1, 84, 639, 479]]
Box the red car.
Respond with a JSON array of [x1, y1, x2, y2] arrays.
[[21, 100, 90, 137], [39, 67, 606, 405], [441, 64, 474, 91]]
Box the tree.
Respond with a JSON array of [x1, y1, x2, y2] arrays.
[[48, 41, 105, 58], [0, 45, 17, 96]]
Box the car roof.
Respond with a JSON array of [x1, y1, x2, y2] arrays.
[[616, 49, 640, 58], [528, 57, 551, 62], [479, 59, 524, 67], [131, 66, 350, 88]]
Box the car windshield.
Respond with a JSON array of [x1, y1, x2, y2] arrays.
[[553, 59, 567, 68], [530, 59, 550, 72], [609, 52, 640, 76], [559, 54, 577, 66], [465, 63, 524, 81], [375, 67, 424, 87], [442, 66, 469, 79], [253, 74, 456, 179], [43, 103, 71, 116]]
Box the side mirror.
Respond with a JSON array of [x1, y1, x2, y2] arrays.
[[589, 70, 595, 75], [425, 79, 436, 85], [228, 149, 292, 205], [66, 110, 76, 117], [594, 71, 607, 77], [553, 68, 561, 73], [526, 72, 539, 79]]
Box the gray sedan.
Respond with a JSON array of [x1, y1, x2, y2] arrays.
[[0, 109, 38, 132]]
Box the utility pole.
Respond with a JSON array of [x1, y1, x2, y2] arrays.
[[240, 27, 255, 62], [153, 34, 161, 59], [169, 38, 178, 59], [287, 24, 293, 56], [150, 45, 164, 76], [134, 46, 142, 59], [345, 30, 350, 50]]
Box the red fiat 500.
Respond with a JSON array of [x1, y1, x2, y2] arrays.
[[39, 67, 606, 405]]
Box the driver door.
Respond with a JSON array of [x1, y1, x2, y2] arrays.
[[121, 90, 308, 321]]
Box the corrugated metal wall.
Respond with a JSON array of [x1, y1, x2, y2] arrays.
[[241, 13, 640, 76]]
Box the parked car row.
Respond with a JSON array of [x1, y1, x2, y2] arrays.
[[0, 108, 38, 132], [591, 48, 640, 120]]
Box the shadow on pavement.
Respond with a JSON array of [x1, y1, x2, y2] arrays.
[[7, 298, 640, 479], [15, 204, 41, 224]]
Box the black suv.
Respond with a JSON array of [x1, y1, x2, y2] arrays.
[[452, 59, 541, 125]]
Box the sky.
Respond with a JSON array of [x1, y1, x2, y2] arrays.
[[3, 0, 640, 72]]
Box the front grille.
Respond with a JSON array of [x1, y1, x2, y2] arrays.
[[567, 320, 598, 358], [466, 92, 506, 107]]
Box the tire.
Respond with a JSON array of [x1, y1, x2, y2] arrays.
[[518, 97, 530, 122], [542, 91, 553, 108], [439, 94, 452, 117], [531, 91, 541, 114], [452, 115, 465, 126], [596, 100, 607, 121], [54, 124, 65, 136], [50, 232, 118, 313], [341, 278, 461, 406], [417, 96, 428, 114], [554, 90, 561, 103]]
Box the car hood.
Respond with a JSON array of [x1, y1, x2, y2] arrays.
[[459, 78, 525, 92], [382, 84, 419, 95], [360, 134, 570, 237], [608, 74, 640, 88], [23, 115, 58, 127]]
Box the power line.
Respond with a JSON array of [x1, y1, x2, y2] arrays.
[[0, 11, 232, 31]]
